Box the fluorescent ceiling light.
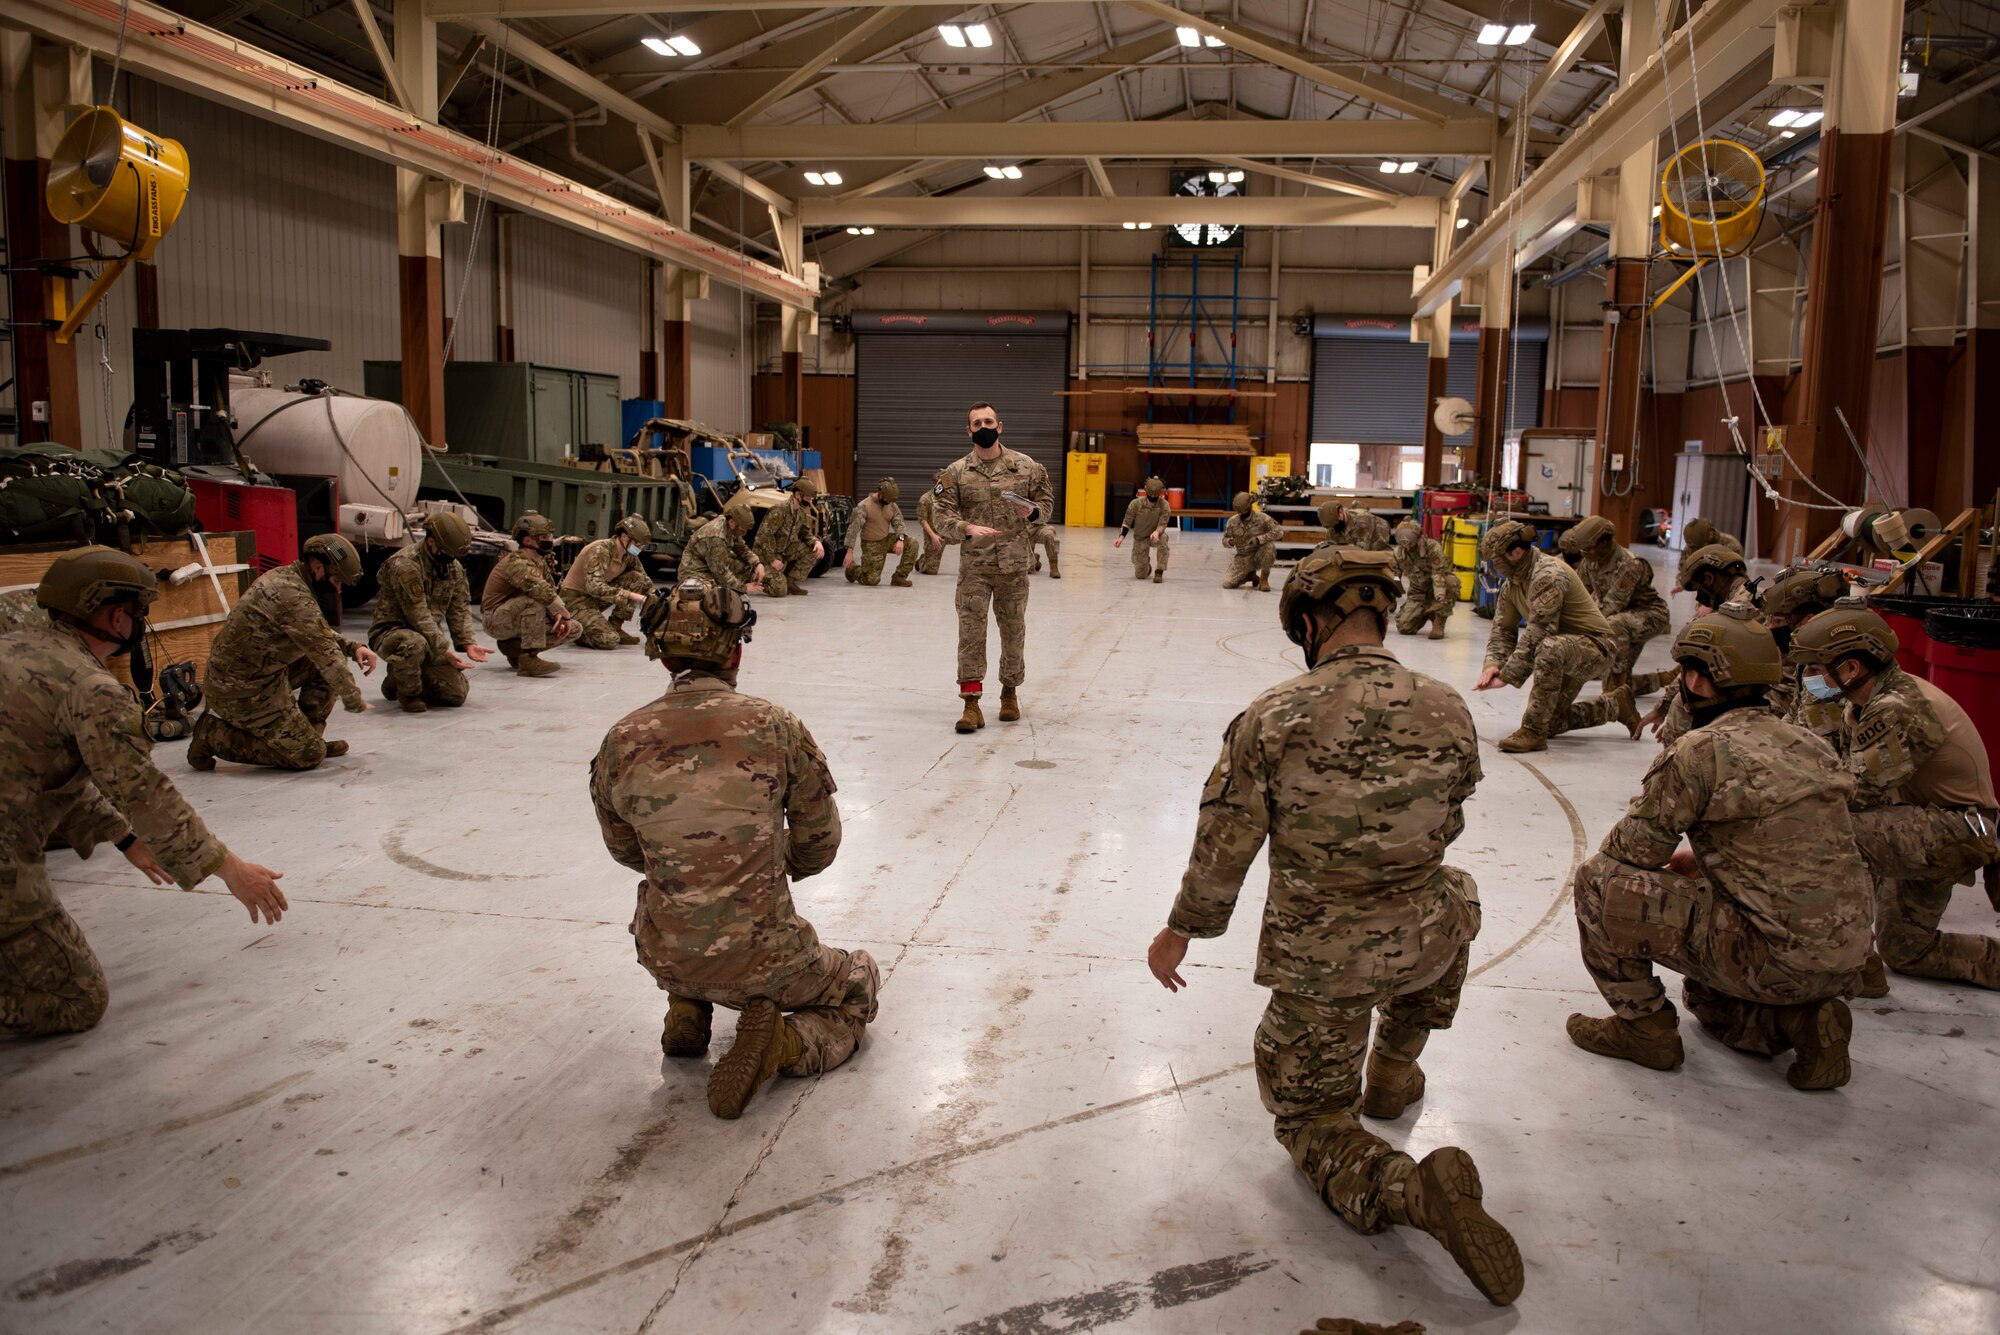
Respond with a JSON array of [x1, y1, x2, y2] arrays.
[[1651, 204, 1662, 218], [939, 23, 966, 47], [1208, 169, 1226, 183], [1767, 109, 1802, 126], [1002, 165, 1022, 179], [1379, 160, 1399, 174], [1780, 129, 1796, 139], [668, 35, 699, 56], [1792, 110, 1822, 126], [1204, 33, 1224, 47], [983, 165, 1005, 179], [1123, 221, 1137, 229], [1476, 22, 1507, 45], [1455, 216, 1469, 229], [1139, 222, 1152, 229], [1397, 160, 1419, 174], [845, 226, 861, 235], [965, 23, 993, 47], [1505, 23, 1534, 45], [822, 170, 842, 185], [1226, 169, 1244, 183], [1176, 26, 1200, 47], [804, 169, 842, 186], [641, 37, 674, 56]]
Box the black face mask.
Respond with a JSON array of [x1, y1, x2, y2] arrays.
[[971, 427, 1000, 449], [1770, 624, 1793, 654], [430, 552, 452, 578]]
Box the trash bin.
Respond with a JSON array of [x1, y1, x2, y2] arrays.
[[1867, 595, 1961, 680], [1924, 605, 2000, 800]]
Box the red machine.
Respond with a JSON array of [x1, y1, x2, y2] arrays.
[[189, 478, 298, 572]]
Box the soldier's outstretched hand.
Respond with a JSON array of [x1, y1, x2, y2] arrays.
[[121, 837, 173, 886], [1148, 927, 1190, 991], [218, 853, 288, 925], [354, 645, 380, 676], [1473, 666, 1504, 692]]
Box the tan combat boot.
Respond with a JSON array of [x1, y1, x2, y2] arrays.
[[1151, 570, 1163, 584], [1609, 685, 1642, 739], [1048, 554, 1061, 579], [662, 995, 713, 1059], [1496, 727, 1546, 754], [1427, 615, 1446, 641], [1360, 1050, 1425, 1120], [516, 650, 561, 678], [956, 695, 985, 734], [496, 637, 522, 668], [187, 719, 217, 771], [707, 999, 803, 1119], [1398, 1146, 1525, 1306], [1778, 997, 1852, 1091], [615, 626, 642, 646], [1849, 952, 1889, 999], [1256, 573, 1271, 592], [998, 687, 1021, 722], [892, 573, 913, 587], [1566, 1005, 1685, 1070], [324, 740, 350, 758]]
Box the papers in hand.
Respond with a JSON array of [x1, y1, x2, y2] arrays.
[[1001, 490, 1038, 511]]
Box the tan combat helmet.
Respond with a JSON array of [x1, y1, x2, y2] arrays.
[[1789, 605, 1899, 671], [302, 532, 364, 586], [36, 545, 158, 618], [1682, 516, 1735, 551], [793, 479, 819, 500], [1280, 545, 1402, 655], [1232, 491, 1254, 515], [514, 511, 555, 541], [878, 478, 900, 502], [425, 512, 473, 557], [1143, 476, 1166, 498], [643, 575, 756, 665], [1394, 519, 1421, 547], [1678, 542, 1747, 589], [618, 515, 653, 546], [1756, 563, 1848, 623], [1560, 515, 1613, 555], [1673, 604, 1784, 686], [1480, 519, 1538, 564], [721, 496, 756, 531]]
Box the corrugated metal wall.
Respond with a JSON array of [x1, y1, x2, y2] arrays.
[[441, 219, 496, 363], [692, 289, 751, 429], [506, 215, 647, 393]]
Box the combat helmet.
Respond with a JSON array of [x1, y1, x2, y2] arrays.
[[642, 575, 757, 666], [1682, 516, 1733, 551], [617, 515, 653, 545], [1143, 476, 1166, 498], [1480, 519, 1538, 566], [1394, 519, 1421, 547], [793, 479, 819, 500], [36, 545, 158, 618], [1756, 563, 1847, 623], [1678, 542, 1747, 589], [877, 478, 900, 502], [1673, 603, 1784, 686], [1232, 491, 1254, 515], [1560, 515, 1614, 555], [1280, 545, 1402, 658], [1789, 606, 1899, 671], [303, 532, 363, 586], [721, 496, 756, 530], [513, 511, 555, 541], [425, 512, 473, 557]]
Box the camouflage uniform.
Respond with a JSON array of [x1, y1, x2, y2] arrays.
[[678, 515, 759, 594], [0, 590, 49, 634], [1578, 542, 1670, 684], [1172, 643, 1483, 1234], [1317, 504, 1393, 551], [193, 562, 366, 770], [482, 546, 569, 652], [368, 542, 477, 707], [590, 671, 879, 1073], [1, 622, 229, 1035], [1832, 664, 2000, 988], [1483, 546, 1619, 737], [1573, 707, 1873, 1048], [1393, 534, 1455, 634], [1027, 523, 1061, 576], [1120, 494, 1175, 579], [1222, 510, 1282, 590], [931, 447, 1055, 692], [916, 485, 949, 575], [562, 537, 653, 648], [753, 501, 817, 598], [845, 495, 917, 586]]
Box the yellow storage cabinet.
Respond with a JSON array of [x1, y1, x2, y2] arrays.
[[1065, 452, 1108, 527], [1446, 516, 1482, 602]]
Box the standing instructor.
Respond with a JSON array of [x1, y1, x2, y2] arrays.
[[930, 401, 1055, 734]]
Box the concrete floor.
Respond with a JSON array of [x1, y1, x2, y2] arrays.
[[4, 530, 1998, 1335]]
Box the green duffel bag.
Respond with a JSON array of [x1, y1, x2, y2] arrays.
[[0, 444, 107, 546], [81, 449, 200, 542]]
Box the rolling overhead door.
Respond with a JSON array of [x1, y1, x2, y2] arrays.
[[854, 311, 1070, 518], [1311, 315, 1545, 445]]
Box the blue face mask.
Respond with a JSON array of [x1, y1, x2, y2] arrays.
[[1802, 674, 1842, 702], [628, 543, 644, 557]]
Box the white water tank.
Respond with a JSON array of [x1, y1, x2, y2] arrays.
[[231, 386, 425, 538]]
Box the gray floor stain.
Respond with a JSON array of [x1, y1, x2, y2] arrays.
[[945, 1251, 1275, 1334], [6, 1229, 213, 1302]]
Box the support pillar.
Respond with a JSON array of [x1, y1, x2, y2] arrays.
[[394, 1, 446, 447], [1963, 154, 2000, 513], [1782, 0, 1900, 558], [1471, 256, 1512, 485], [660, 267, 701, 419], [1419, 198, 1456, 489], [777, 306, 808, 427], [2, 33, 88, 447], [1594, 0, 1657, 539]]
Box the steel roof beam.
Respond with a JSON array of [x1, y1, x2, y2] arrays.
[[687, 117, 1495, 161], [799, 194, 1438, 226]]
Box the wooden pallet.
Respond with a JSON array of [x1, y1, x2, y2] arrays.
[[1057, 385, 1276, 399], [1135, 423, 1254, 455]]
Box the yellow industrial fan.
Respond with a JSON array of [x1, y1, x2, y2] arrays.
[[44, 106, 190, 345], [1650, 138, 1766, 313]]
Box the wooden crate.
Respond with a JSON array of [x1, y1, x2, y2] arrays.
[[0, 532, 258, 691]]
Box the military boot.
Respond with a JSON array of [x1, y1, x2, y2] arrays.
[[662, 995, 713, 1058], [1397, 1146, 1525, 1306], [1609, 685, 1643, 739], [401, 697, 430, 714], [1566, 1004, 1685, 1070], [381, 677, 398, 701], [1152, 570, 1163, 584], [707, 998, 803, 1119], [516, 651, 561, 678], [1428, 615, 1446, 641], [1048, 553, 1061, 579], [1496, 727, 1546, 754], [1778, 997, 1852, 1091], [324, 740, 350, 758], [1256, 573, 1271, 592], [615, 626, 642, 646], [1848, 952, 1890, 999], [956, 695, 985, 734], [496, 637, 522, 669], [998, 687, 1021, 723], [186, 719, 217, 772], [1030, 555, 1041, 574], [1360, 1051, 1425, 1120], [891, 574, 913, 588]]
